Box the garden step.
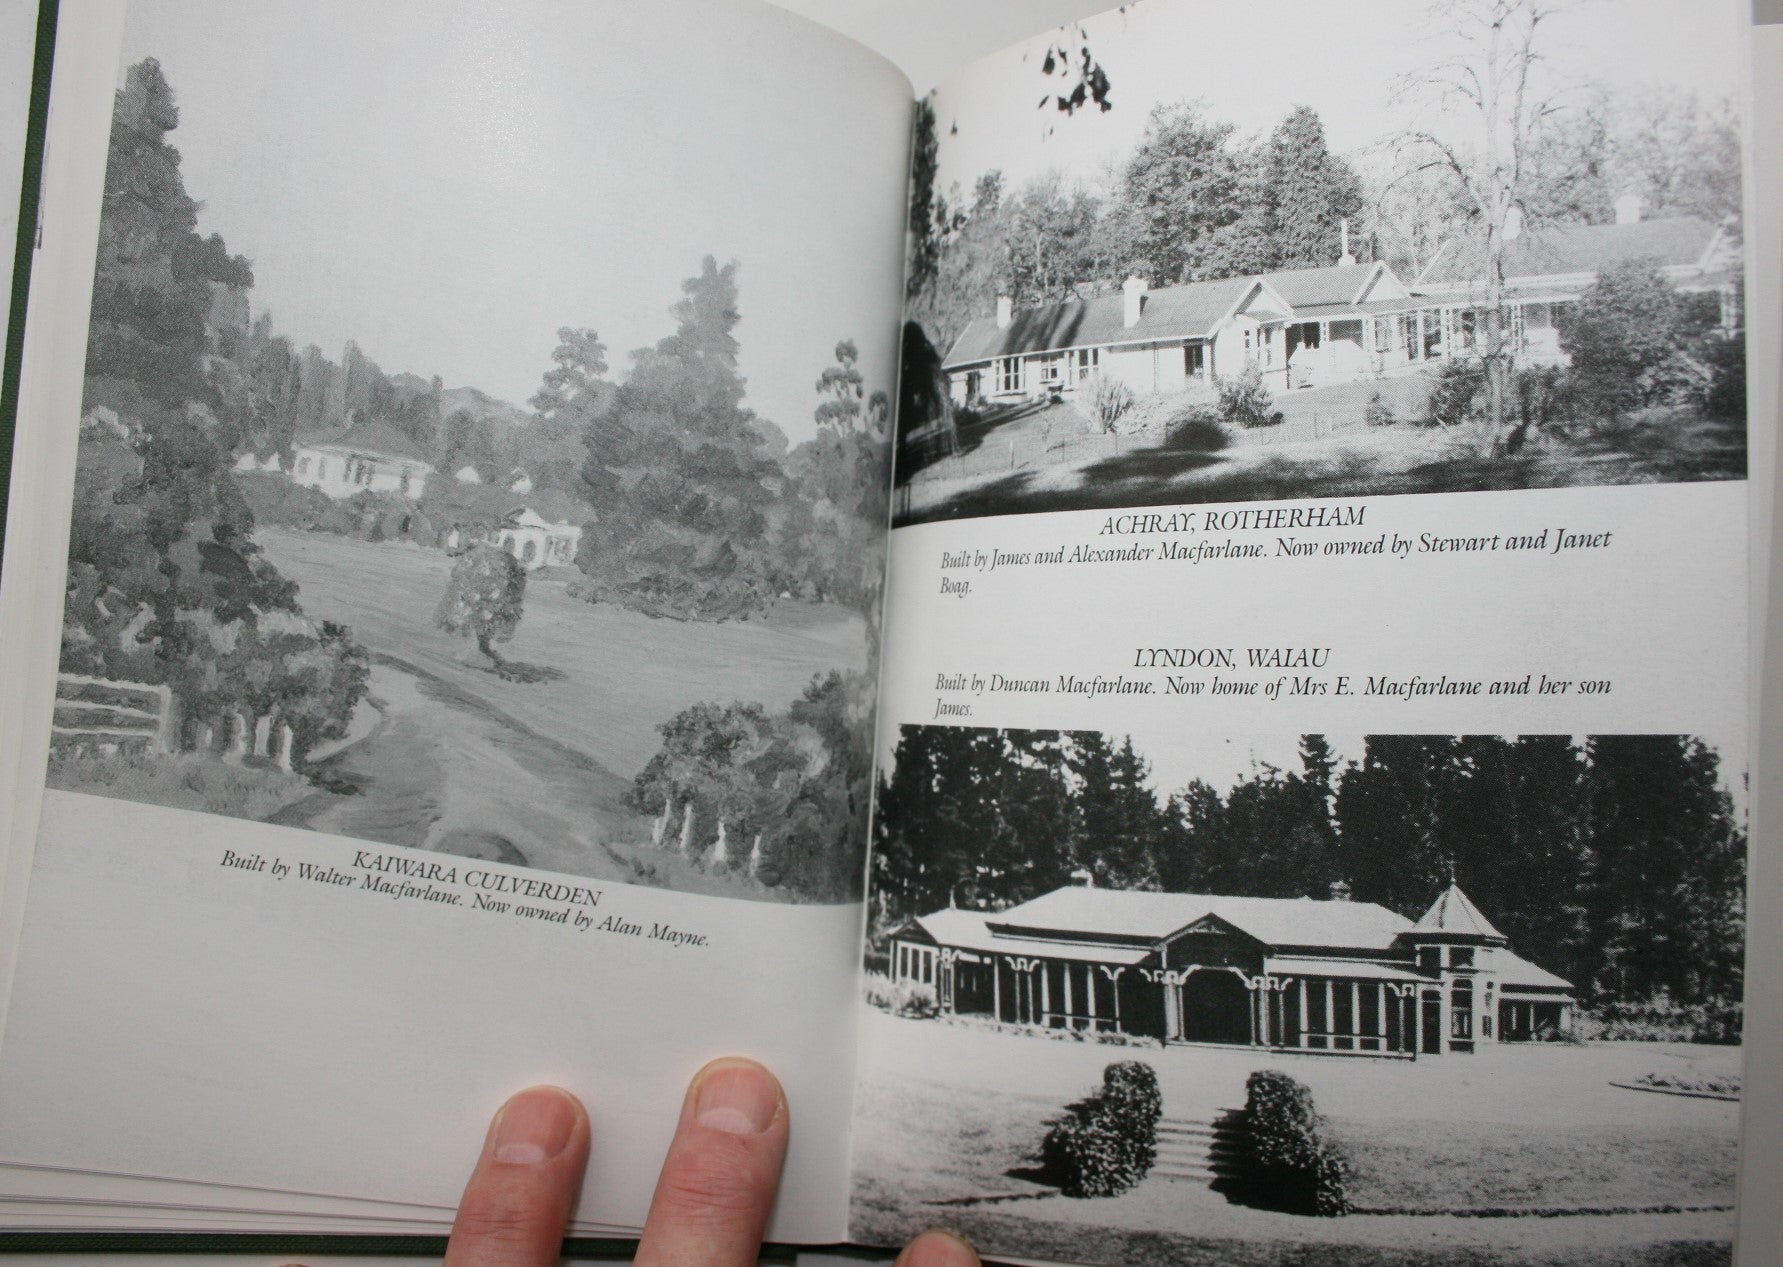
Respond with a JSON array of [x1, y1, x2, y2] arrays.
[[1149, 1117, 1235, 1185]]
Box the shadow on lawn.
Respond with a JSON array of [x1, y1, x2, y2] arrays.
[[896, 417, 1748, 526]]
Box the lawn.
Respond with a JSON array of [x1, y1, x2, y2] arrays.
[[846, 1012, 1737, 1266], [255, 528, 868, 780], [895, 392, 1746, 526], [1336, 1118, 1737, 1213]]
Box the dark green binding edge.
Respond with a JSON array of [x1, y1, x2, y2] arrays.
[[0, 0, 59, 562], [0, 1232, 813, 1258]]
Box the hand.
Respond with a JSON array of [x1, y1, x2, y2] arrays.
[[445, 1061, 979, 1267]]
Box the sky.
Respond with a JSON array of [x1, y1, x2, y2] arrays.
[[116, 0, 913, 442], [929, 0, 1746, 212]]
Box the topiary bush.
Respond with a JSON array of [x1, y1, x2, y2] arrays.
[[1037, 1060, 1162, 1197], [1238, 1069, 1350, 1216]]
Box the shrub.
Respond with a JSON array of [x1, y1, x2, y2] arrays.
[[1427, 360, 1485, 426], [1576, 996, 1742, 1044], [1164, 408, 1229, 451], [1364, 391, 1397, 427], [1238, 1070, 1350, 1216], [1037, 1060, 1161, 1197], [1700, 333, 1745, 421], [1088, 373, 1136, 433], [1215, 362, 1282, 429], [860, 971, 941, 1019], [1558, 258, 1723, 420]]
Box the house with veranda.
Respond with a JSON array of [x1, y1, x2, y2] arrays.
[[889, 881, 1573, 1058]]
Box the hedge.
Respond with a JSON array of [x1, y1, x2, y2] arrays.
[[1037, 1060, 1162, 1197], [1238, 1069, 1350, 1216]]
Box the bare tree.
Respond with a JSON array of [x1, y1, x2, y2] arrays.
[[1392, 0, 1574, 450]]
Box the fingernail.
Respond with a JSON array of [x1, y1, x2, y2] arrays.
[[692, 1058, 783, 1135], [491, 1085, 578, 1164], [900, 1229, 980, 1267]]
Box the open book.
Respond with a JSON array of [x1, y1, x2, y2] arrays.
[[0, 0, 1768, 1262]]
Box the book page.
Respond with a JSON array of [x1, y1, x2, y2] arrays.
[[853, 1, 1758, 1263], [0, 0, 909, 1240]]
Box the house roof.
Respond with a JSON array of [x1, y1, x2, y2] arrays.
[[1412, 884, 1508, 942], [295, 420, 433, 465], [944, 276, 1254, 367], [1416, 215, 1721, 288], [1264, 954, 1429, 983], [986, 887, 1413, 952], [912, 909, 1156, 965], [1492, 948, 1575, 993], [1257, 262, 1378, 309]]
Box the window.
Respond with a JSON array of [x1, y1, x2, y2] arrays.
[[1074, 348, 1101, 380], [1418, 947, 1440, 973], [296, 456, 311, 476], [1372, 316, 1394, 352], [1449, 947, 1474, 969], [1185, 344, 1206, 379], [996, 357, 1020, 393], [1450, 982, 1473, 1039]]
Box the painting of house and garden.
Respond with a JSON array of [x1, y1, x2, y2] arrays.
[[46, 2, 908, 905], [894, 0, 1747, 526]]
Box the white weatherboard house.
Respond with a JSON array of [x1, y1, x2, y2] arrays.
[[1415, 206, 1740, 361], [944, 258, 1431, 405], [290, 420, 434, 501], [890, 882, 1573, 1057], [944, 205, 1739, 407], [496, 507, 583, 570]]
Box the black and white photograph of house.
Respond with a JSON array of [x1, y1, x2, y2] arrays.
[[852, 725, 1747, 1264], [46, 0, 910, 904], [895, 0, 1747, 525]]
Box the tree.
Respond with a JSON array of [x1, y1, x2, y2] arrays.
[[907, 99, 942, 302], [530, 327, 609, 419], [1003, 172, 1107, 305], [1557, 258, 1717, 418], [908, 171, 1009, 353], [1035, 21, 1114, 124], [1584, 736, 1745, 1014], [1264, 106, 1365, 270], [1393, 0, 1575, 449], [575, 258, 780, 620], [1109, 101, 1245, 284], [1334, 736, 1469, 916], [814, 339, 865, 432], [1066, 733, 1164, 889], [85, 60, 254, 409], [434, 543, 527, 670]]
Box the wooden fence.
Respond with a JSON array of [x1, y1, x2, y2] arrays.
[[52, 673, 174, 758], [53, 673, 295, 769]]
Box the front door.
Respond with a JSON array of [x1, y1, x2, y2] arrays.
[[1181, 969, 1252, 1045]]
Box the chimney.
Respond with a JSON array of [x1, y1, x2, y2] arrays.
[[1338, 218, 1356, 267], [995, 295, 1013, 329], [1122, 275, 1148, 328], [1615, 193, 1644, 225], [1070, 867, 1095, 888]]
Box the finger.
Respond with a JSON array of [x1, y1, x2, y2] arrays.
[[895, 1229, 982, 1267], [634, 1057, 790, 1267], [445, 1085, 591, 1267]]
